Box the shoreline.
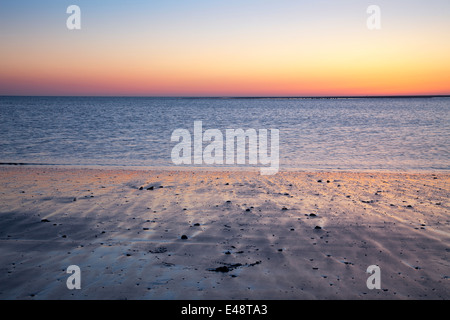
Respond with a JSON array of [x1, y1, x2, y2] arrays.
[[0, 167, 448, 299], [1, 163, 449, 174]]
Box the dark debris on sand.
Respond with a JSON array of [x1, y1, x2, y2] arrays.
[[207, 261, 261, 273]]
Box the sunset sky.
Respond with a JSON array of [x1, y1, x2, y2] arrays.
[[1, 0, 449, 97]]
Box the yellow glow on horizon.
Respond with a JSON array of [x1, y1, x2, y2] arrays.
[[1, 14, 449, 96]]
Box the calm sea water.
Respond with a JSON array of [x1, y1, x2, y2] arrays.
[[0, 96, 448, 171]]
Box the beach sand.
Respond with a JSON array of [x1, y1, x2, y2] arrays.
[[0, 167, 448, 299]]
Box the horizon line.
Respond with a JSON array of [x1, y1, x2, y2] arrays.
[[1, 94, 450, 99]]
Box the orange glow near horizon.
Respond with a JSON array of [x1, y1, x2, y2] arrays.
[[1, 1, 449, 96], [2, 35, 449, 97]]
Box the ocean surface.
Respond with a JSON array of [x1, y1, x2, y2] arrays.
[[0, 96, 449, 172]]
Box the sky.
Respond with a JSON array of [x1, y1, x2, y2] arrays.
[[0, 0, 449, 97]]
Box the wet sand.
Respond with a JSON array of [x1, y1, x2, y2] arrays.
[[0, 167, 448, 299]]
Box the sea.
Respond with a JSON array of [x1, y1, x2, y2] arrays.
[[0, 96, 448, 172]]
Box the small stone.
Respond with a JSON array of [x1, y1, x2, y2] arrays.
[[215, 266, 229, 272], [41, 219, 50, 223], [139, 186, 143, 190], [193, 223, 200, 226], [309, 213, 317, 217], [181, 235, 188, 240], [147, 186, 154, 190], [314, 226, 322, 230]]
